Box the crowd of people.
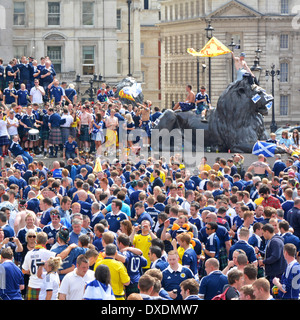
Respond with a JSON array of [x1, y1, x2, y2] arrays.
[[1, 56, 300, 302]]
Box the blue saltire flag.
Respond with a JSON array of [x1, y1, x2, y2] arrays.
[[252, 141, 276, 158]]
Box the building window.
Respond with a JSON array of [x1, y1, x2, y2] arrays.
[[47, 46, 62, 73], [140, 43, 145, 56], [281, 0, 288, 14], [117, 48, 122, 74], [116, 9, 121, 30], [280, 95, 289, 116], [48, 2, 60, 26], [280, 34, 288, 49], [82, 46, 95, 75], [190, 2, 194, 18], [141, 71, 145, 83], [13, 2, 25, 26], [175, 4, 178, 20], [280, 62, 288, 82], [185, 2, 189, 18], [82, 2, 94, 26], [14, 46, 27, 60], [144, 0, 149, 10]]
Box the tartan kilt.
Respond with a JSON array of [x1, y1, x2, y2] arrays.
[[198, 259, 207, 279], [0, 135, 10, 146], [257, 266, 265, 278], [21, 131, 29, 142], [40, 129, 50, 141], [26, 287, 41, 300], [49, 127, 62, 145], [125, 283, 139, 298], [218, 247, 228, 271], [79, 125, 91, 142]]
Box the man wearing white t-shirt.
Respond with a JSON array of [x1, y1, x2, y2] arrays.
[[60, 108, 75, 144], [30, 79, 45, 105], [6, 110, 19, 137], [58, 254, 95, 300], [22, 232, 56, 300]]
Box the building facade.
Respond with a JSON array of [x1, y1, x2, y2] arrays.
[[158, 0, 300, 128]]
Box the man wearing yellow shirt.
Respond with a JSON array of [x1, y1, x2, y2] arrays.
[[98, 243, 130, 300], [150, 167, 166, 184], [130, 220, 157, 271], [93, 231, 115, 272], [199, 156, 211, 173]]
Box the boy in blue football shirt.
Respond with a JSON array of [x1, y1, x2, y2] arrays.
[[63, 135, 79, 160]]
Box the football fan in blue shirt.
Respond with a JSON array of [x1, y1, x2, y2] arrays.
[[105, 199, 128, 233], [161, 250, 194, 300]]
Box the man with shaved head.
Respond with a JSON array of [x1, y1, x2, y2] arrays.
[[75, 190, 93, 220]]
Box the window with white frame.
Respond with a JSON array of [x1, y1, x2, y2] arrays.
[[280, 95, 289, 116], [47, 46, 62, 73], [82, 46, 95, 75], [13, 2, 25, 26], [82, 2, 94, 26], [280, 34, 288, 49], [48, 2, 60, 25], [116, 9, 121, 30], [280, 62, 289, 82], [281, 0, 288, 14]]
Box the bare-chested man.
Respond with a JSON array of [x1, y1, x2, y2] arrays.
[[13, 203, 39, 235], [173, 84, 196, 112], [231, 52, 254, 82], [78, 105, 92, 152], [247, 154, 273, 179], [137, 101, 151, 145]]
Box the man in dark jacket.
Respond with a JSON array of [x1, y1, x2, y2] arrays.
[[259, 223, 287, 287], [287, 198, 300, 238]]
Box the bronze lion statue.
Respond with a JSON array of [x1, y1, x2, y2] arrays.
[[152, 78, 273, 153], [114, 77, 144, 106]]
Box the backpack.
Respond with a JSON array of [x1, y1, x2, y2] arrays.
[[211, 287, 230, 300]]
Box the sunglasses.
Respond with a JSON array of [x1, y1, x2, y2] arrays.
[[51, 213, 60, 217], [28, 235, 36, 238], [206, 227, 211, 230]]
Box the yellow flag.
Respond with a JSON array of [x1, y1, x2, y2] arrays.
[[187, 36, 231, 57], [119, 89, 135, 101], [93, 157, 102, 173]]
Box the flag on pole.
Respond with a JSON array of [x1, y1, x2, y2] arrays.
[[252, 141, 276, 158], [187, 36, 232, 58]]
